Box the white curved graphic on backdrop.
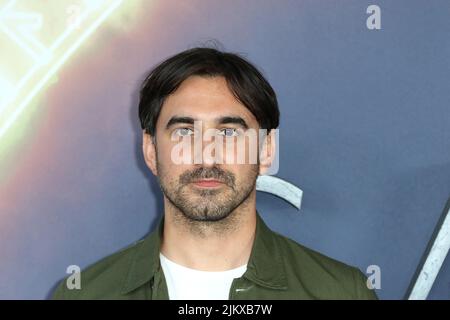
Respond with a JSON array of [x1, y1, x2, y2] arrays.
[[256, 175, 303, 210]]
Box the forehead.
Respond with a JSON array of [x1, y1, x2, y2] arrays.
[[157, 75, 257, 124]]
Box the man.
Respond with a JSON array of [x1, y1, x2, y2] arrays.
[[52, 47, 377, 300]]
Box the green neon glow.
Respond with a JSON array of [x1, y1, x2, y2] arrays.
[[0, 0, 123, 144]]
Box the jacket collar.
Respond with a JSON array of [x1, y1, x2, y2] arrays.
[[121, 217, 163, 294], [243, 213, 288, 290], [121, 211, 288, 294]]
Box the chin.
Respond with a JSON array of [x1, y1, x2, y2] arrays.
[[184, 208, 232, 222]]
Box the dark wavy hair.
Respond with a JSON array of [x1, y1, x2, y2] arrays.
[[138, 47, 279, 136]]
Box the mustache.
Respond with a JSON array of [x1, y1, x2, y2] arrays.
[[179, 166, 235, 187]]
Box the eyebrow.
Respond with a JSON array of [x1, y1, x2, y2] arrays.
[[165, 115, 249, 130], [165, 116, 195, 129], [217, 116, 249, 129]]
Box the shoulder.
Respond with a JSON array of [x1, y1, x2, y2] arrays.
[[272, 231, 377, 299], [52, 239, 144, 300]]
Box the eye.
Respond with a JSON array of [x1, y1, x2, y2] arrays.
[[218, 128, 240, 137], [174, 127, 194, 136]]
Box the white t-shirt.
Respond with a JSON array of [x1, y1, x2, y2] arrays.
[[159, 253, 247, 300]]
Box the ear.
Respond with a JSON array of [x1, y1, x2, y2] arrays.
[[142, 130, 158, 176], [259, 129, 277, 176]]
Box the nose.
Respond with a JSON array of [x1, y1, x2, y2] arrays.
[[192, 124, 225, 167]]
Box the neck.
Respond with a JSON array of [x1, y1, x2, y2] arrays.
[[160, 190, 257, 271]]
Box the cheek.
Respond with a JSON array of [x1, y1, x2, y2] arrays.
[[224, 136, 259, 165], [226, 163, 258, 182], [154, 143, 174, 175], [156, 144, 192, 179], [156, 136, 180, 164]]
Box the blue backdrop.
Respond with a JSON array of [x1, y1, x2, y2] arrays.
[[0, 0, 449, 299]]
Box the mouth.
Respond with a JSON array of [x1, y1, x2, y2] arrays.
[[191, 179, 225, 188]]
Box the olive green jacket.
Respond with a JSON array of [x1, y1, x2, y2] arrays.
[[52, 213, 378, 300]]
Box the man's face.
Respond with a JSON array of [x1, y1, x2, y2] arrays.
[[143, 76, 264, 222]]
